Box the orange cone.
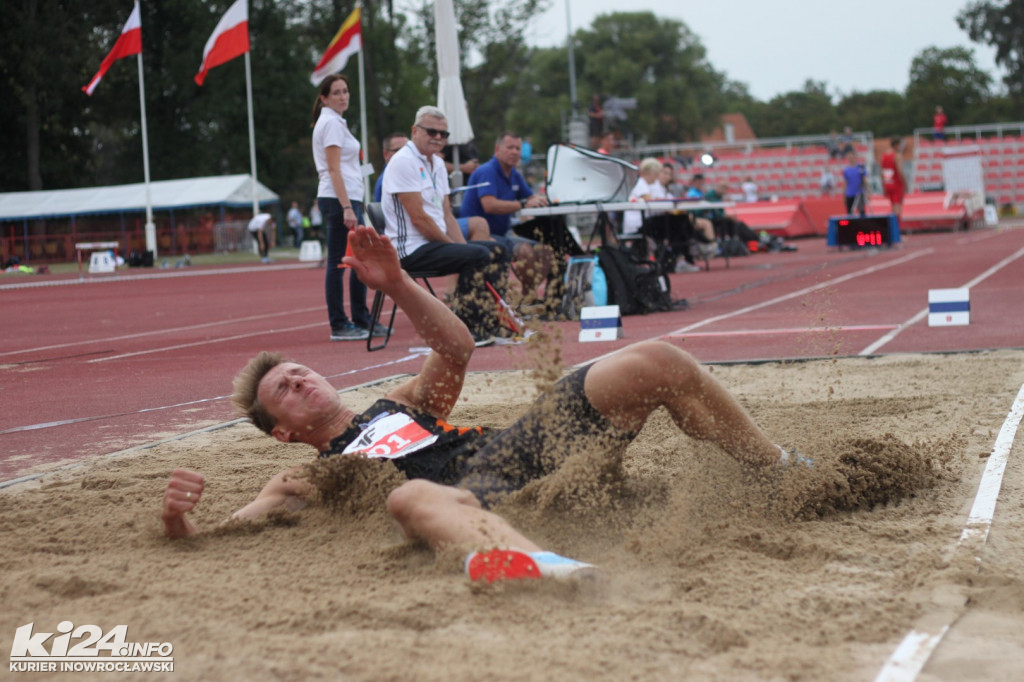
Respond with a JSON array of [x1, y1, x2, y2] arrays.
[[337, 238, 355, 268]]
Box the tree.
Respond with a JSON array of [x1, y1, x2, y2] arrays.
[[958, 0, 1024, 98], [836, 90, 912, 137], [1, 0, 129, 191], [748, 80, 839, 138], [574, 12, 726, 144], [904, 46, 993, 128]]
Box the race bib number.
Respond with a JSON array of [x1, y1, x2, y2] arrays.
[[882, 168, 895, 183], [342, 412, 438, 459]]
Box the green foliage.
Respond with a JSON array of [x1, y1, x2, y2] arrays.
[[958, 0, 1024, 97], [905, 45, 993, 126], [575, 12, 725, 143], [836, 91, 912, 138], [746, 80, 839, 138], [2, 2, 1019, 198]]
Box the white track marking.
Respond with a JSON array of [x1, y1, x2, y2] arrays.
[[86, 322, 327, 362], [0, 306, 322, 358], [578, 248, 933, 367], [0, 353, 428, 436], [875, 381, 1024, 681], [860, 244, 1024, 355]]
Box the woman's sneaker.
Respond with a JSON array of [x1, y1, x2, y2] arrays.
[[465, 549, 598, 582]]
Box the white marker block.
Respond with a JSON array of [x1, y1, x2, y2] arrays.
[[88, 250, 117, 274], [579, 305, 623, 342], [928, 288, 970, 326], [299, 240, 323, 262]]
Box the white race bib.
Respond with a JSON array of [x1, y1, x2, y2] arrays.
[[342, 412, 439, 459]]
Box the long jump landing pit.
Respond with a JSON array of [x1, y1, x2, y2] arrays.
[[1, 351, 1022, 681]]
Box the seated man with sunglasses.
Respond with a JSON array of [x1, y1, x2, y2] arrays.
[[382, 106, 509, 346]]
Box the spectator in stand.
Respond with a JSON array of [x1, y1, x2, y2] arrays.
[[623, 158, 668, 235], [741, 176, 759, 203], [825, 131, 841, 160], [841, 149, 867, 217], [311, 74, 378, 341], [597, 131, 616, 155], [880, 136, 907, 219], [684, 174, 725, 247], [520, 137, 533, 166], [933, 106, 947, 141], [838, 126, 855, 157], [820, 167, 837, 196], [459, 131, 552, 309], [382, 105, 509, 346], [588, 94, 604, 148], [659, 162, 684, 196], [286, 201, 303, 246]]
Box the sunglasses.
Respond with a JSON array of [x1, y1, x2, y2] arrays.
[[416, 124, 450, 140]]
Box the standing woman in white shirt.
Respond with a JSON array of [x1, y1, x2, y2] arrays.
[[312, 74, 376, 341]]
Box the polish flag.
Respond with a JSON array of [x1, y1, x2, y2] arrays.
[[310, 7, 362, 86], [82, 2, 142, 96], [194, 0, 250, 86]]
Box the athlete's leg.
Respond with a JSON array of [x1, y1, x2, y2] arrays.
[[583, 341, 781, 466], [387, 479, 542, 552]]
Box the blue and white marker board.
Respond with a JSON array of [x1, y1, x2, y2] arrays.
[[928, 288, 970, 326], [579, 305, 623, 342]]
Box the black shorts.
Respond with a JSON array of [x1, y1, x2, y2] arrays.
[[457, 364, 638, 507]]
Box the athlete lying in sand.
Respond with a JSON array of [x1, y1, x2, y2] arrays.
[[162, 225, 809, 582]]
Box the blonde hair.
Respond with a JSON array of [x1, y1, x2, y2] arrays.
[[640, 158, 662, 175], [231, 351, 286, 435]]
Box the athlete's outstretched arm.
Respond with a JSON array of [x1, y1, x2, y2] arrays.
[[161, 467, 312, 539]]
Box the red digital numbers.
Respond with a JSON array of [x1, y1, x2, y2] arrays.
[[856, 230, 883, 246]]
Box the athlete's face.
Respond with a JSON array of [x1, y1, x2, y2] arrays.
[[258, 362, 340, 441]]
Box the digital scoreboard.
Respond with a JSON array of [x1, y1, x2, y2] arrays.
[[827, 214, 900, 248]]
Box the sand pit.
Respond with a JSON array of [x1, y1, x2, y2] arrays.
[[2, 350, 1023, 681]]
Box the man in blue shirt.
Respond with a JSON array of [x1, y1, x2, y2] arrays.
[[460, 132, 552, 307], [841, 150, 867, 216]]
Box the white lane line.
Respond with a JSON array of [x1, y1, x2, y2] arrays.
[[87, 322, 326, 362], [665, 324, 899, 339], [960, 381, 1024, 544], [874, 380, 1024, 682], [578, 249, 933, 367], [1, 352, 429, 436], [0, 262, 313, 291], [0, 307, 323, 358], [859, 244, 1024, 355]]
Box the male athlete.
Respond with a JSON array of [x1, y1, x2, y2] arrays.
[[162, 225, 807, 582]]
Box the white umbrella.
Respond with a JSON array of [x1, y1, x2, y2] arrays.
[[434, 0, 473, 187]]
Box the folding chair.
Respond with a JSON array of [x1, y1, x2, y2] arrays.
[[363, 202, 446, 351]]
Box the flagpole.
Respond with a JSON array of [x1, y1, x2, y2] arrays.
[[356, 3, 370, 202], [136, 51, 156, 258], [244, 51, 259, 216]]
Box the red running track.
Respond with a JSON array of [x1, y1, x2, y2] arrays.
[[2, 225, 1023, 481]]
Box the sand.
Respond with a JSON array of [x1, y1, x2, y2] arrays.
[[2, 350, 1024, 681]]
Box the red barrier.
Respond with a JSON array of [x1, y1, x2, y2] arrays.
[[727, 199, 816, 237]]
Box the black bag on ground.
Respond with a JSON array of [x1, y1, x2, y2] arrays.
[[597, 245, 672, 316]]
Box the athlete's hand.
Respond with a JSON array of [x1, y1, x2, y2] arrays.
[[161, 469, 204, 539], [343, 225, 403, 292]]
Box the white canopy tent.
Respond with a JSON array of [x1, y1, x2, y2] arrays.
[[0, 174, 278, 222]]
